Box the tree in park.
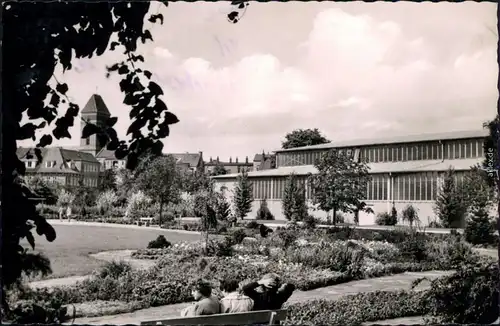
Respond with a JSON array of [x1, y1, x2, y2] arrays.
[[134, 155, 182, 226], [281, 128, 331, 149], [309, 150, 371, 225], [98, 169, 117, 192], [352, 200, 374, 225], [2, 0, 247, 315], [282, 173, 308, 222], [463, 167, 496, 245], [26, 176, 59, 205], [232, 170, 254, 220], [433, 168, 468, 228], [180, 170, 211, 194], [215, 187, 231, 221]]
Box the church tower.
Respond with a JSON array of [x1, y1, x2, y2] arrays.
[[80, 94, 111, 156]]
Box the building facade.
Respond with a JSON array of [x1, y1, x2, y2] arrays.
[[17, 147, 101, 187], [205, 156, 253, 175], [253, 153, 276, 171], [212, 130, 489, 226]]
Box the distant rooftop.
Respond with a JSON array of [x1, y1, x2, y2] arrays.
[[212, 158, 483, 179], [274, 129, 489, 153]]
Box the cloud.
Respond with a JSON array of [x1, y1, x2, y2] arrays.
[[19, 2, 497, 160], [153, 47, 174, 59]]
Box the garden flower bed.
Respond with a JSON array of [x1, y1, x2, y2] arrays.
[[11, 225, 492, 324]]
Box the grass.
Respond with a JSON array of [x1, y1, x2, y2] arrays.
[[22, 224, 203, 280]]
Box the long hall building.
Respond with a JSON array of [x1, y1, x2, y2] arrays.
[[212, 129, 489, 226]]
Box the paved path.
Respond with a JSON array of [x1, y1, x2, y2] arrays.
[[72, 270, 452, 325]]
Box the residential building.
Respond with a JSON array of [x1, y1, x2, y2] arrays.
[[212, 129, 489, 226], [205, 156, 253, 175], [253, 152, 276, 171], [17, 147, 101, 187], [170, 152, 205, 173]]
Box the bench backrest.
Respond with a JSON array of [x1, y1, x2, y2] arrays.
[[140, 309, 287, 325]]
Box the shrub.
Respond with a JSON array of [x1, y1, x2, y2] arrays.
[[285, 290, 428, 325], [401, 205, 419, 227], [125, 191, 152, 219], [274, 228, 298, 248], [6, 299, 68, 324], [256, 198, 274, 220], [303, 215, 317, 229], [396, 231, 428, 263], [464, 212, 496, 245], [96, 190, 118, 215], [333, 212, 345, 224], [417, 262, 498, 324], [375, 212, 397, 226], [390, 205, 398, 224], [147, 235, 172, 249], [229, 228, 246, 245], [97, 261, 133, 279]]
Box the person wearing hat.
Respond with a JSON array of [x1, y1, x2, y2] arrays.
[[241, 273, 295, 311], [181, 280, 221, 317]]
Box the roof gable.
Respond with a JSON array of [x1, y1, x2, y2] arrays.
[[81, 94, 111, 116], [168, 153, 201, 168]]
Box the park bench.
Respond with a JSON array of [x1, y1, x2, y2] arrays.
[[138, 217, 154, 226], [140, 309, 287, 325]]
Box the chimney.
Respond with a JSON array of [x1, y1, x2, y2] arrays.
[[210, 156, 213, 163], [229, 157, 232, 163], [216, 156, 219, 162], [236, 157, 239, 163], [245, 156, 248, 163]]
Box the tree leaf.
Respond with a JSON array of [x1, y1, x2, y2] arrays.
[[144, 70, 152, 79], [37, 134, 53, 147], [106, 116, 118, 127], [163, 111, 179, 125], [56, 83, 69, 95], [81, 123, 101, 138], [110, 41, 120, 51], [118, 65, 129, 75], [17, 123, 37, 140], [26, 232, 35, 250], [148, 81, 163, 96], [148, 14, 164, 25]]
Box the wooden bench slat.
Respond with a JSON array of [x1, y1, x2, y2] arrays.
[[140, 309, 287, 325]]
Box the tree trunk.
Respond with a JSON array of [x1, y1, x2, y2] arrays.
[[333, 209, 337, 226]]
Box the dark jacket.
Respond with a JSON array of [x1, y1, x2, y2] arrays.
[[242, 282, 295, 311]]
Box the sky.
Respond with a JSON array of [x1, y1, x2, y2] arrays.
[[20, 1, 498, 162]]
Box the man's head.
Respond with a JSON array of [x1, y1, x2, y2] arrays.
[[192, 281, 212, 301], [220, 279, 240, 295], [259, 273, 281, 290]]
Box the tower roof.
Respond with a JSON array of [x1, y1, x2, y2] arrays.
[[81, 94, 111, 116]]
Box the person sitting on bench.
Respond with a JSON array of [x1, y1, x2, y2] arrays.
[[220, 278, 254, 313], [242, 273, 295, 311], [181, 280, 221, 317]]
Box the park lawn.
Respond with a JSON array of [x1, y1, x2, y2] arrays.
[[22, 225, 203, 280]]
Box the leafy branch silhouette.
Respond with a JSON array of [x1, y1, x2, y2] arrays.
[[2, 1, 250, 315]]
